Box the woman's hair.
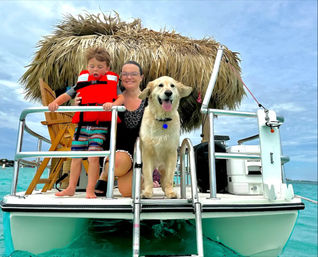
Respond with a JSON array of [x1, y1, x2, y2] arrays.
[[120, 61, 144, 91], [85, 47, 111, 67], [123, 60, 143, 75]]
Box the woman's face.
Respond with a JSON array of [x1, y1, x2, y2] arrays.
[[121, 64, 143, 90]]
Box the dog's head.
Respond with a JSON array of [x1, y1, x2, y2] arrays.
[[139, 76, 192, 112]]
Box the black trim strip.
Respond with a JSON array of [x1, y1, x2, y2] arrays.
[[0, 202, 304, 213]]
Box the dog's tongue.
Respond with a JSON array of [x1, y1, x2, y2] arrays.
[[162, 101, 172, 111]]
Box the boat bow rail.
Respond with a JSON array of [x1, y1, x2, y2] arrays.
[[11, 106, 126, 196], [199, 46, 295, 202]]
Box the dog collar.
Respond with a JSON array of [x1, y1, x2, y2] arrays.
[[156, 118, 172, 122], [156, 118, 172, 129]]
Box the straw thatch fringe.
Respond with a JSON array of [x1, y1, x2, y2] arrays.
[[20, 12, 245, 131]]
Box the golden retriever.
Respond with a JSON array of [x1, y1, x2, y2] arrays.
[[139, 76, 192, 198]]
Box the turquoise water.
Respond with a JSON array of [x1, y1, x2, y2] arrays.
[[0, 167, 317, 256]]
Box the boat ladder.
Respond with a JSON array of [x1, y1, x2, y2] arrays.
[[131, 138, 204, 257]]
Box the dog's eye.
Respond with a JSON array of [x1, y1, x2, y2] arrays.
[[170, 84, 175, 88], [158, 84, 163, 87]]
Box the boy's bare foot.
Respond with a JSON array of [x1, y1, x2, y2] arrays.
[[86, 187, 97, 199], [55, 187, 75, 197]]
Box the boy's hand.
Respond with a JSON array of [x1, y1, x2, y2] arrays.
[[103, 102, 113, 111], [48, 102, 59, 112]]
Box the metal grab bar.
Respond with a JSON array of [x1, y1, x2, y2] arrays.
[[15, 151, 110, 159], [201, 108, 257, 117], [201, 45, 225, 111], [19, 106, 126, 121], [132, 137, 142, 257], [179, 138, 204, 257], [180, 139, 199, 200], [11, 106, 126, 196], [25, 124, 51, 144], [238, 134, 259, 145]]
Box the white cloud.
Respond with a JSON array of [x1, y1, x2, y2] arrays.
[[19, 1, 57, 19], [0, 80, 19, 89], [0, 110, 19, 130], [289, 151, 318, 163], [270, 102, 306, 113]]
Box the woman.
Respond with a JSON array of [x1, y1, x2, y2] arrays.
[[95, 61, 147, 197]]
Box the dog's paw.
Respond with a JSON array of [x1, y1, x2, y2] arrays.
[[165, 191, 177, 199], [141, 190, 153, 199]]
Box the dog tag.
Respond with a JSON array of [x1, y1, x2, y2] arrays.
[[163, 123, 168, 129]]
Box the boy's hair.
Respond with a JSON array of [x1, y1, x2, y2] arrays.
[[85, 47, 111, 67]]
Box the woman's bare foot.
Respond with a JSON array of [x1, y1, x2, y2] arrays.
[[55, 187, 75, 196], [153, 181, 160, 188]]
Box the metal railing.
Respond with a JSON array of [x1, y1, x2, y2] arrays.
[[11, 106, 125, 196], [200, 46, 288, 199]]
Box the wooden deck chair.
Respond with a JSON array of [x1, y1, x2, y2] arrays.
[[25, 79, 88, 195]]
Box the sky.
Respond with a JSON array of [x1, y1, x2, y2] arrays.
[[0, 0, 316, 181]]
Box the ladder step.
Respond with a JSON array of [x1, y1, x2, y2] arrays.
[[140, 199, 191, 205], [142, 255, 198, 257]]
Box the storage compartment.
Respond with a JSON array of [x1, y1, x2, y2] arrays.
[[226, 145, 263, 195]]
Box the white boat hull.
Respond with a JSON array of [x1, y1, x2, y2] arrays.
[[4, 212, 88, 254], [201, 211, 298, 256], [1, 189, 303, 256]]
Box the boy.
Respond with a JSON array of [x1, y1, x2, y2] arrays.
[[49, 47, 124, 198]]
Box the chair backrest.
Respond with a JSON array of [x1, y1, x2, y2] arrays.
[[39, 78, 75, 147]]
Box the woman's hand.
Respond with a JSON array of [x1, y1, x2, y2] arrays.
[[74, 93, 81, 106]]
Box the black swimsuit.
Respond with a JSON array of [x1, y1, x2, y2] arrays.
[[103, 100, 147, 156]]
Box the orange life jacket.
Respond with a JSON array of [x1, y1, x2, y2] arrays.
[[71, 70, 120, 124]]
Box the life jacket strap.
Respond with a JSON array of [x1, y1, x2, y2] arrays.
[[75, 80, 108, 90], [74, 111, 84, 141]]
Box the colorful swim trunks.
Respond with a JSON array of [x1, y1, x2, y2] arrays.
[[71, 126, 108, 151]]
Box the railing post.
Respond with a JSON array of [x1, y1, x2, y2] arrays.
[[106, 107, 119, 199], [132, 138, 142, 257], [200, 45, 224, 198], [36, 138, 42, 167], [34, 138, 43, 191], [208, 112, 217, 198], [11, 120, 25, 195], [201, 45, 225, 111], [180, 150, 187, 199]]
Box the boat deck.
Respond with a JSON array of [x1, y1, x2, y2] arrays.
[[1, 186, 304, 220]]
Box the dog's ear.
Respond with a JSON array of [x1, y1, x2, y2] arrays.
[[139, 88, 150, 99], [139, 81, 155, 99], [177, 82, 193, 98], [138, 87, 150, 100]]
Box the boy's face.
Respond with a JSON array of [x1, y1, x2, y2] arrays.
[[87, 57, 109, 79]]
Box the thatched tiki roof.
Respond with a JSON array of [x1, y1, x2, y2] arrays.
[[20, 13, 245, 131]]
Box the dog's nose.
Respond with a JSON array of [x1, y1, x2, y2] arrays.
[[164, 90, 172, 97]]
